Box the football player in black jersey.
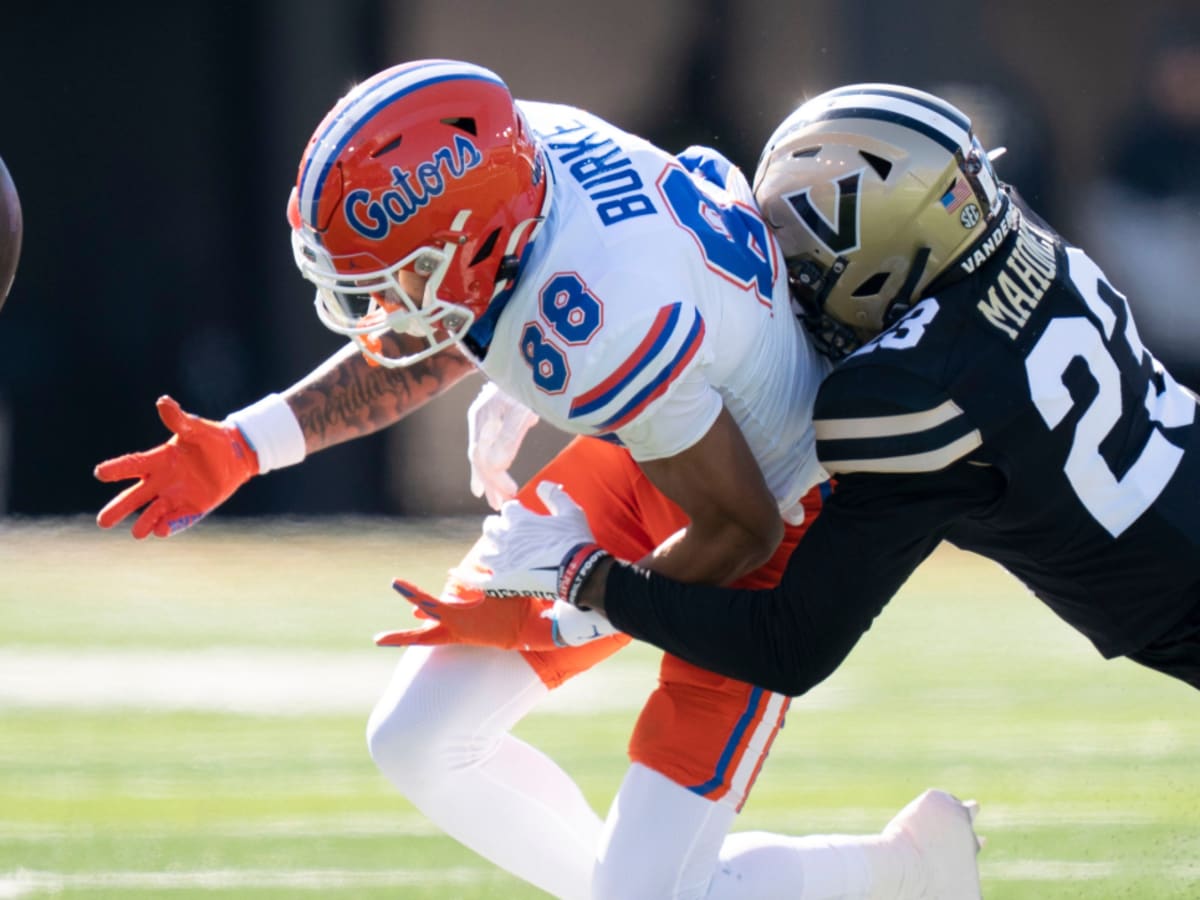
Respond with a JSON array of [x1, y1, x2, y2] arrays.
[[496, 83, 1200, 699]]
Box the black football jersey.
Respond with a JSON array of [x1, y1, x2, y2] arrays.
[[604, 197, 1200, 696], [813, 199, 1200, 657]]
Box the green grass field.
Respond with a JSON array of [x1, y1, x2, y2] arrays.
[[1, 516, 1196, 898]]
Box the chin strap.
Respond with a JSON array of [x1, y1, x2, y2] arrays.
[[882, 246, 933, 327], [463, 214, 546, 361]]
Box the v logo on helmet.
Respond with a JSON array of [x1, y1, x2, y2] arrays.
[[344, 135, 484, 240], [782, 169, 863, 255]]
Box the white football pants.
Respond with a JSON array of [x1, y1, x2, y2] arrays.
[[366, 644, 918, 899]]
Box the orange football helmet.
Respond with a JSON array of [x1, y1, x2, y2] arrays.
[[289, 59, 549, 366]]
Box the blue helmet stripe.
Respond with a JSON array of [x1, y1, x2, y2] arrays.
[[298, 61, 505, 229]]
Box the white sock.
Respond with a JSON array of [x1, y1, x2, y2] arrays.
[[366, 645, 602, 900], [710, 830, 919, 900], [594, 765, 921, 900]]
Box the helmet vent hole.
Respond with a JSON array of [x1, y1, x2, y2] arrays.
[[370, 135, 403, 158], [859, 151, 893, 180], [791, 146, 820, 159], [852, 272, 890, 297], [441, 116, 478, 136], [468, 228, 502, 267]]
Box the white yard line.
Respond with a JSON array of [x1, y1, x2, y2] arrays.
[[0, 867, 487, 897], [0, 648, 854, 716], [3, 860, 1195, 897], [0, 648, 654, 716]]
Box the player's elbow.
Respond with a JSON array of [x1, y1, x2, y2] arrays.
[[753, 644, 843, 697], [743, 515, 785, 573], [710, 514, 785, 583], [771, 658, 838, 697]]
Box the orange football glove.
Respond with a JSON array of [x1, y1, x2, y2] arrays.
[[94, 395, 259, 539], [375, 579, 563, 651]]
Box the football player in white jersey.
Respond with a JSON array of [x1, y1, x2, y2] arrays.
[[95, 60, 981, 898]]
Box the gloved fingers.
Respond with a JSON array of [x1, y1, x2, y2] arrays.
[[469, 416, 500, 469], [466, 383, 502, 450], [392, 578, 484, 615], [95, 480, 157, 529], [155, 395, 197, 439], [496, 495, 539, 525], [131, 496, 172, 540], [483, 471, 519, 510], [469, 469, 486, 500], [93, 449, 158, 483], [467, 381, 502, 421], [497, 402, 538, 450], [440, 574, 488, 605], [481, 508, 514, 542], [478, 439, 511, 471], [535, 481, 586, 521], [374, 623, 451, 647], [391, 579, 441, 617]]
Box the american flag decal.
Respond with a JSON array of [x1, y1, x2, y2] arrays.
[[940, 177, 971, 213]]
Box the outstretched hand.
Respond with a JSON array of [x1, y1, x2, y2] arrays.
[[94, 395, 258, 538]]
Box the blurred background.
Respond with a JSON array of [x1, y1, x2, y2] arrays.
[[2, 0, 1199, 521]]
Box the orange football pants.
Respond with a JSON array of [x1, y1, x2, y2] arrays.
[[514, 436, 823, 811]]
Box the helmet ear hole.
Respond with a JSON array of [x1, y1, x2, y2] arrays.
[[852, 272, 889, 297], [440, 116, 477, 135], [858, 151, 893, 180], [370, 135, 404, 158], [468, 228, 502, 267]]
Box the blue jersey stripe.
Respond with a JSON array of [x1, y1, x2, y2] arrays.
[[595, 311, 704, 430], [568, 303, 682, 419], [686, 687, 765, 797]]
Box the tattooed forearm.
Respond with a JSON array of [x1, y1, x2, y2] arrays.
[[283, 337, 478, 454]]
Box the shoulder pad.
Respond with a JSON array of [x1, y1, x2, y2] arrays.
[[814, 364, 981, 475], [675, 145, 735, 186], [674, 145, 754, 206]]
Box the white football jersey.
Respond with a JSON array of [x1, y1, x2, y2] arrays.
[[478, 102, 830, 517]]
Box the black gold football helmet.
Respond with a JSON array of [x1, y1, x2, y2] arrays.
[[753, 83, 1005, 358]]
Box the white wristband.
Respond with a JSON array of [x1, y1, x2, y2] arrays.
[[224, 393, 306, 474]]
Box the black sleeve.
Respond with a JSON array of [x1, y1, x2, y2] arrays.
[[604, 460, 1003, 696]]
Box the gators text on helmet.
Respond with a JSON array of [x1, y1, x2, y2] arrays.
[[289, 59, 550, 366]]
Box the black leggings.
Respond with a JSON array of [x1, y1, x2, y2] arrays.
[[1126, 591, 1200, 690]]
